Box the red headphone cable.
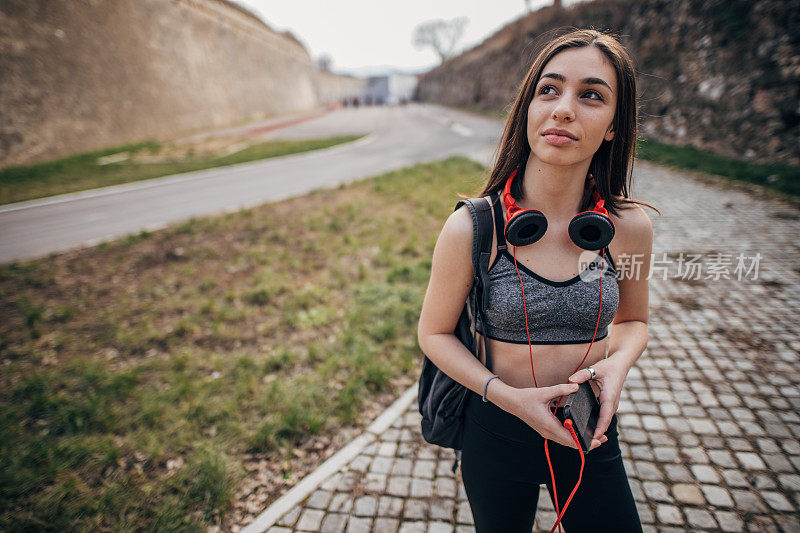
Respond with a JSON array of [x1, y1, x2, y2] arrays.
[[509, 244, 606, 533], [546, 419, 586, 533]]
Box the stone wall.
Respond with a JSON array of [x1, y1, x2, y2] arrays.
[[315, 70, 370, 105], [416, 0, 800, 166], [0, 0, 362, 167]]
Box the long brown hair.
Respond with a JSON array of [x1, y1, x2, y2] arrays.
[[470, 28, 660, 217]]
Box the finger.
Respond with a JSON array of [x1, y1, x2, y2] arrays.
[[568, 367, 592, 384], [593, 401, 614, 441], [544, 382, 579, 401], [552, 431, 579, 449], [541, 414, 579, 449], [590, 435, 610, 450]]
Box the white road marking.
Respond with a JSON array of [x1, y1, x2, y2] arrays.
[[450, 123, 474, 137]]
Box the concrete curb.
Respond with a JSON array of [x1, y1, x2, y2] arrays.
[[241, 382, 419, 533]]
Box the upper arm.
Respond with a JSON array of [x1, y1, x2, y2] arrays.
[[417, 205, 475, 345], [612, 205, 653, 324]]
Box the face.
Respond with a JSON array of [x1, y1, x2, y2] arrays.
[[527, 46, 618, 165]]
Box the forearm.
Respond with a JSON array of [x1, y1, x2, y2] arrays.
[[420, 333, 520, 414], [606, 320, 648, 371]]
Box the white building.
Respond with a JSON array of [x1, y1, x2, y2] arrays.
[[361, 72, 418, 105]]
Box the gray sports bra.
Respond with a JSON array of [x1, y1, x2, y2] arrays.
[[476, 195, 619, 345]]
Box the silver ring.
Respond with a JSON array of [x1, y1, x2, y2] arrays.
[[587, 367, 596, 379]]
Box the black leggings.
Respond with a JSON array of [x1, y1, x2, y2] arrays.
[[460, 389, 643, 532]]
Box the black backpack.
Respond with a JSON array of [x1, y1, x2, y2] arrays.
[[418, 193, 496, 474]]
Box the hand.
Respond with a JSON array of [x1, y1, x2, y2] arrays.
[[568, 355, 630, 443], [510, 383, 606, 450]]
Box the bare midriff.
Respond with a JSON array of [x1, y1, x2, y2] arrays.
[[476, 332, 606, 406]]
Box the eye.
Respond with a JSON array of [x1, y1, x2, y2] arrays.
[[538, 84, 604, 102], [585, 89, 604, 101]]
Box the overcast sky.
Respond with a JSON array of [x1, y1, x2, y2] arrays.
[[235, 0, 585, 77]]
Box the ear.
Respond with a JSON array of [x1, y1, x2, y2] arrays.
[[604, 126, 615, 142]]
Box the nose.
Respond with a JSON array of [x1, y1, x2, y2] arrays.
[[551, 91, 577, 120]]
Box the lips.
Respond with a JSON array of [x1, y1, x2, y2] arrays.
[[542, 128, 577, 140]]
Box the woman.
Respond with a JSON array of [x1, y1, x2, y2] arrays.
[[417, 29, 659, 532]]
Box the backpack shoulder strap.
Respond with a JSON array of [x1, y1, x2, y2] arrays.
[[453, 196, 493, 312], [490, 191, 507, 252], [453, 195, 495, 377]]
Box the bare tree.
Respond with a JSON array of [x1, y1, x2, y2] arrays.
[[316, 53, 333, 72], [412, 17, 469, 66], [527, 0, 563, 11]]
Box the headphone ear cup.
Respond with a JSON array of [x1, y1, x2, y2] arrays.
[[568, 212, 614, 250], [506, 210, 548, 247]]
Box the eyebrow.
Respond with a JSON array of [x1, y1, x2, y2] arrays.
[[539, 72, 613, 93]]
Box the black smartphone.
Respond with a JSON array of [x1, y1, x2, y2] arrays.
[[561, 381, 601, 453]]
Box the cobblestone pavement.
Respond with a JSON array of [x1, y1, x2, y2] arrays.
[[257, 160, 800, 532]]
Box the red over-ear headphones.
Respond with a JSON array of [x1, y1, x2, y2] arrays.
[[502, 166, 615, 250]]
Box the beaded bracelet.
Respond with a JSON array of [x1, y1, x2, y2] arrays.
[[482, 374, 501, 403]]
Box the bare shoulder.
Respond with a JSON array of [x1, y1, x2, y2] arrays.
[[439, 195, 500, 266], [423, 203, 476, 302], [609, 201, 653, 255], [444, 203, 474, 242], [445, 195, 497, 247], [611, 202, 652, 231], [434, 203, 474, 268]]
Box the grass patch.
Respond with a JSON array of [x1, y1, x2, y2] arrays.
[[0, 155, 486, 530], [635, 137, 800, 199], [0, 135, 365, 205], [449, 103, 510, 120]]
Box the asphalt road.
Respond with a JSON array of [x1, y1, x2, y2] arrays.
[[0, 103, 502, 264]]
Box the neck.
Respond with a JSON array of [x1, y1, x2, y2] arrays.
[[518, 154, 591, 223]]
